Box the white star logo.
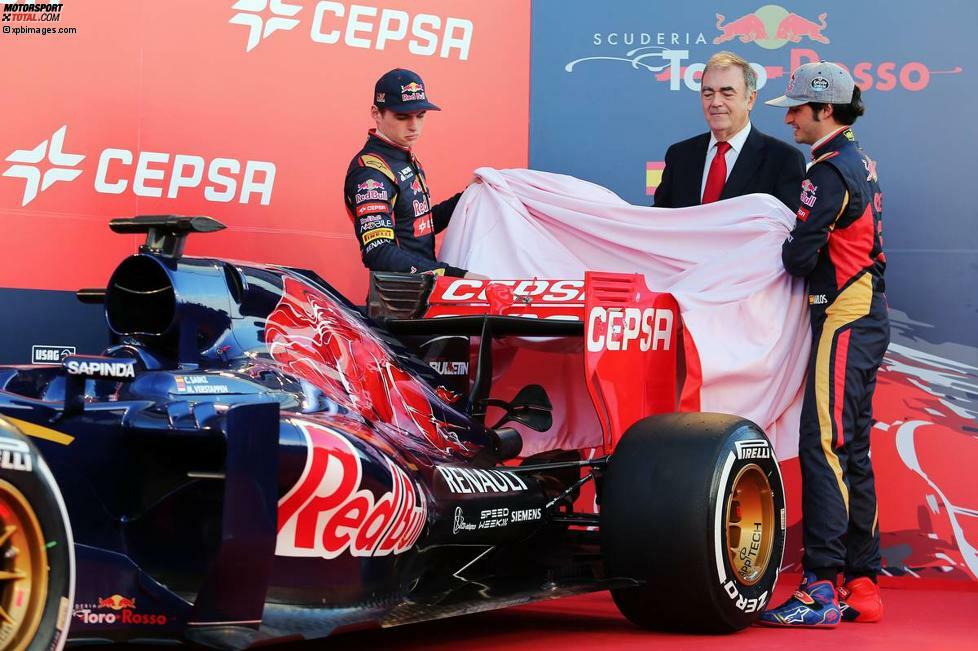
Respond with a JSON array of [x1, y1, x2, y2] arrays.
[[782, 605, 810, 623], [229, 0, 302, 53], [3, 125, 85, 207]]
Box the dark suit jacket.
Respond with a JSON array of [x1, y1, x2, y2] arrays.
[[653, 125, 806, 211]]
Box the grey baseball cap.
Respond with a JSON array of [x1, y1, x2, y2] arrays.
[[765, 61, 855, 107]]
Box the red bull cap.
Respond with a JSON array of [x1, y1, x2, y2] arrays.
[[374, 69, 441, 113], [765, 60, 855, 107]]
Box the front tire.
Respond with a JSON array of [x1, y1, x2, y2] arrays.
[[601, 413, 785, 633], [0, 419, 75, 651]]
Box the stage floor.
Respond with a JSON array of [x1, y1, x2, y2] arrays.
[[319, 576, 978, 651], [80, 575, 977, 649]]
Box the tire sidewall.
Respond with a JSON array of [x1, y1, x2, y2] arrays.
[[0, 426, 75, 651], [708, 423, 786, 627]]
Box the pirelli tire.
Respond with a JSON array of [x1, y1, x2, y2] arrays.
[[601, 412, 785, 633], [0, 419, 75, 651]]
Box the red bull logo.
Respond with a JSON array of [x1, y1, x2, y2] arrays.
[[785, 72, 798, 93], [706, 6, 961, 93], [358, 179, 384, 192], [412, 196, 430, 219], [410, 177, 422, 194], [276, 420, 427, 559], [864, 157, 878, 183], [713, 12, 768, 44], [97, 594, 136, 610], [800, 180, 818, 208], [775, 12, 829, 44], [401, 82, 424, 93], [713, 6, 828, 49]]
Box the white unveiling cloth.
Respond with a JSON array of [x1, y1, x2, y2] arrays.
[[440, 168, 810, 460]]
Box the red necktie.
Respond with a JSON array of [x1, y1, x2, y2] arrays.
[[702, 141, 731, 204]]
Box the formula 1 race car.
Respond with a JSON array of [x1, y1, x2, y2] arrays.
[[0, 216, 785, 650]]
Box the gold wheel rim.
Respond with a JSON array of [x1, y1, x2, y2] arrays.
[[0, 479, 48, 651], [725, 464, 775, 587]]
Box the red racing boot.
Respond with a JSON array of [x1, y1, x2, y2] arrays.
[[838, 577, 883, 623]]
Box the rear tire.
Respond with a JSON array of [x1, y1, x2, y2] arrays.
[[601, 413, 785, 633], [0, 419, 75, 651]]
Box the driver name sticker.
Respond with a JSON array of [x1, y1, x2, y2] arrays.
[[174, 375, 230, 394]]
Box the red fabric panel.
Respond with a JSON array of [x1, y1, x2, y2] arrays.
[[832, 328, 851, 449], [829, 203, 875, 289]]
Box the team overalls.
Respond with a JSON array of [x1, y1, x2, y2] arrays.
[[344, 130, 465, 277], [782, 126, 888, 579]]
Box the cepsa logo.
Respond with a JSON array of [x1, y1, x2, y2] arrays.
[[2, 125, 276, 207], [276, 420, 427, 559], [429, 279, 586, 320], [586, 306, 674, 352], [229, 0, 473, 59], [440, 279, 585, 303], [565, 5, 961, 94]]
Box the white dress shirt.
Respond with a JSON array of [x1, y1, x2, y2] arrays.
[[700, 121, 752, 201]]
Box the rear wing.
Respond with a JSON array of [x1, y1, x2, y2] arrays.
[[582, 273, 682, 454], [370, 272, 686, 454]]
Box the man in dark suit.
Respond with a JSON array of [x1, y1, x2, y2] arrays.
[[653, 51, 805, 211]]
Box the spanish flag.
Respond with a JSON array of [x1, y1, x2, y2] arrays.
[[646, 162, 665, 196]]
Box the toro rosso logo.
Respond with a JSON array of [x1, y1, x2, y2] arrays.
[[276, 420, 427, 559], [73, 595, 169, 626]]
